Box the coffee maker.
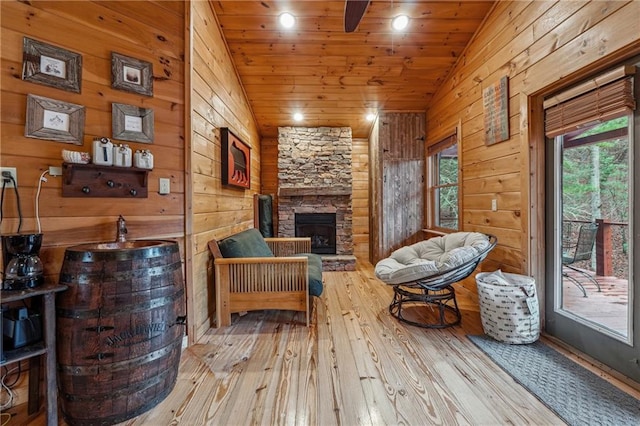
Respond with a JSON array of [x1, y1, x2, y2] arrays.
[[1, 233, 44, 290]]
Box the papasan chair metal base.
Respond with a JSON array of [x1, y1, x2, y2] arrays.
[[376, 232, 497, 329], [389, 283, 461, 328]]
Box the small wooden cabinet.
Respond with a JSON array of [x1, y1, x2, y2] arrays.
[[1, 284, 67, 426]]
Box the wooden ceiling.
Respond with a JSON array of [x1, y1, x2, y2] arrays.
[[211, 1, 495, 139]]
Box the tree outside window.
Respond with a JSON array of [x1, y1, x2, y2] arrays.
[[561, 116, 629, 279], [430, 143, 458, 230]]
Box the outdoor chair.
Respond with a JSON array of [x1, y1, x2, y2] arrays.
[[562, 222, 600, 297], [374, 232, 497, 328]]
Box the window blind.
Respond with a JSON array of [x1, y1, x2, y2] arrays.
[[544, 76, 635, 138], [427, 131, 457, 156]]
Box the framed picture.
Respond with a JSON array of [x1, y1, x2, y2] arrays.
[[112, 103, 154, 143], [482, 76, 509, 145], [483, 75, 510, 145], [22, 37, 82, 93], [111, 52, 153, 96], [221, 128, 251, 189], [25, 94, 85, 144]]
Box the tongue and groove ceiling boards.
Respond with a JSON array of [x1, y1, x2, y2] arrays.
[[211, 1, 494, 138]]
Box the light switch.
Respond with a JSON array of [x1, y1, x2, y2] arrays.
[[159, 178, 170, 195], [491, 199, 497, 211]]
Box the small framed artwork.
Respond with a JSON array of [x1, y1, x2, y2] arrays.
[[22, 37, 82, 93], [112, 103, 154, 143], [111, 52, 153, 97], [483, 75, 510, 146], [221, 128, 251, 189], [25, 94, 85, 144]]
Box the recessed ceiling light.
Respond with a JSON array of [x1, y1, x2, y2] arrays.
[[279, 12, 296, 29], [366, 113, 376, 122], [391, 15, 409, 31], [293, 112, 304, 122]]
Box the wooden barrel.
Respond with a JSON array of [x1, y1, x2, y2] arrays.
[[56, 240, 185, 426]]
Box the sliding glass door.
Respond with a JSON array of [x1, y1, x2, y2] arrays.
[[544, 66, 640, 382]]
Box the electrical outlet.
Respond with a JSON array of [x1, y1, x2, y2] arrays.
[[49, 166, 62, 176], [0, 167, 17, 188], [159, 178, 170, 195], [491, 199, 497, 211]]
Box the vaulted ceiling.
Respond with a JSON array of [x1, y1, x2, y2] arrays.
[[212, 1, 495, 139]]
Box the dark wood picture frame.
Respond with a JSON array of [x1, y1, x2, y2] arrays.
[[112, 103, 154, 143], [22, 37, 82, 93], [221, 128, 251, 189], [111, 52, 153, 97], [25, 94, 85, 144], [483, 75, 510, 146]]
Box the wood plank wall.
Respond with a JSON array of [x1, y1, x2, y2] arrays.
[[352, 138, 369, 261], [0, 0, 185, 284], [189, 1, 261, 341], [0, 0, 185, 407], [425, 0, 640, 295], [368, 117, 381, 263], [260, 137, 279, 231], [0, 0, 262, 350]]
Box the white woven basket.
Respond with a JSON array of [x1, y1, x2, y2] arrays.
[[475, 271, 540, 344]]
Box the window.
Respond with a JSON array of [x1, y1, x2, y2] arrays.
[[428, 133, 459, 230]]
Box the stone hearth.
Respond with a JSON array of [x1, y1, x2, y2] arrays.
[[277, 127, 356, 271]]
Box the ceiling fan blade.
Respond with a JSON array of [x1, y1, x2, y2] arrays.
[[344, 0, 370, 33]]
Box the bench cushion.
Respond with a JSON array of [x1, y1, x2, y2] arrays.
[[293, 253, 323, 296], [218, 228, 274, 258]]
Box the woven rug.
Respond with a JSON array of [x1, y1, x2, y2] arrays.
[[468, 334, 640, 426]]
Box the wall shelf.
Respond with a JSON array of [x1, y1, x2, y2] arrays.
[[62, 162, 149, 198]]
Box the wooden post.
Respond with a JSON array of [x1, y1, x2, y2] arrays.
[[43, 292, 58, 426], [595, 219, 613, 277], [214, 263, 231, 327]]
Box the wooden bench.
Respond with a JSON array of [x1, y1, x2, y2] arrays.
[[208, 228, 323, 327]]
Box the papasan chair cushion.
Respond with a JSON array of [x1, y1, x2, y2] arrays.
[[375, 232, 491, 285]]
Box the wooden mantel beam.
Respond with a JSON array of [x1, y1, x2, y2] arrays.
[[278, 186, 352, 197]]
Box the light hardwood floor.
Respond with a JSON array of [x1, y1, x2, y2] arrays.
[[17, 261, 640, 425], [121, 261, 563, 425]]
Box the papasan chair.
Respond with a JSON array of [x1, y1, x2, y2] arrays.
[[375, 232, 497, 328]]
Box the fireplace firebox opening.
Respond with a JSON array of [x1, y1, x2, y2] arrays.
[[295, 213, 336, 254]]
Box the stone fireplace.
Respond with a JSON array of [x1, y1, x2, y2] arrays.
[[278, 127, 356, 270]]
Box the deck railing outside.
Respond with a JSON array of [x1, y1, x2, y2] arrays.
[[564, 219, 628, 278]]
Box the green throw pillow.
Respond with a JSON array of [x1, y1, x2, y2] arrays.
[[218, 228, 274, 258]]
